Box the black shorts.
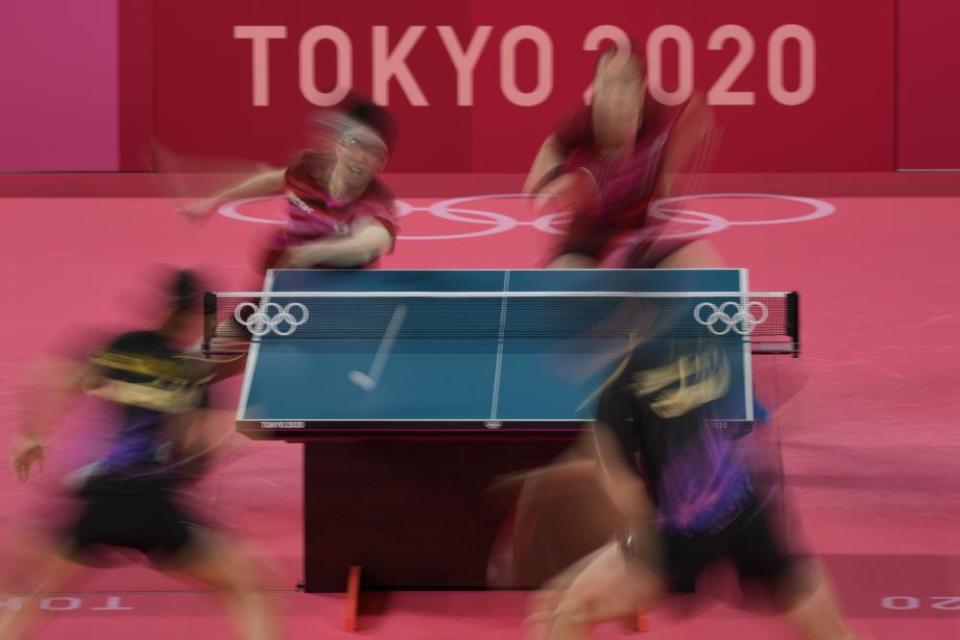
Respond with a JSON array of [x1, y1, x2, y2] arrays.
[[662, 499, 795, 596], [62, 476, 201, 567]]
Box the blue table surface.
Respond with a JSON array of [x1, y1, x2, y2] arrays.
[[237, 269, 753, 425]]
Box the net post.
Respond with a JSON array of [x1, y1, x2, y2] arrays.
[[786, 291, 800, 357], [202, 292, 217, 356]]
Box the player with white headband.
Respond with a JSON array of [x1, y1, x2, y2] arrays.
[[183, 93, 399, 271]]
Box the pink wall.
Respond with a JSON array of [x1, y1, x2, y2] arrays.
[[897, 1, 960, 169], [0, 1, 118, 172]]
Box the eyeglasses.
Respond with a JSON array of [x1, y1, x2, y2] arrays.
[[342, 133, 386, 157]]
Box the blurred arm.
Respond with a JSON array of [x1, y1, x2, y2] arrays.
[[181, 168, 286, 219], [279, 218, 394, 268], [590, 422, 653, 528], [523, 135, 566, 194], [658, 94, 716, 196], [11, 358, 87, 481]]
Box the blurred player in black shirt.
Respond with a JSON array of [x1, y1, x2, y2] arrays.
[[524, 341, 859, 640], [2, 270, 277, 640]]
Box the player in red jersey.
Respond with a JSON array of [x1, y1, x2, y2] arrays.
[[525, 46, 721, 269], [183, 94, 398, 271]]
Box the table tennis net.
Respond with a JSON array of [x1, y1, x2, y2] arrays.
[[203, 290, 799, 356]]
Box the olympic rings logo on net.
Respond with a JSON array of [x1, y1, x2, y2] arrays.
[[694, 301, 769, 336], [234, 302, 309, 337], [217, 192, 835, 241]]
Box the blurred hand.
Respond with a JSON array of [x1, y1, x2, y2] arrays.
[[179, 199, 217, 221], [534, 169, 598, 216], [276, 244, 316, 269], [11, 437, 44, 482], [534, 173, 580, 215], [548, 253, 598, 269]]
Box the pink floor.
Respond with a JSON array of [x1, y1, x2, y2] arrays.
[[1, 184, 958, 638]]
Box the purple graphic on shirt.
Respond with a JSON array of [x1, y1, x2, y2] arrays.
[[657, 421, 752, 534]]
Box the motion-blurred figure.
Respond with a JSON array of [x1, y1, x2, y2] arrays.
[[524, 45, 721, 269], [178, 93, 398, 271], [2, 269, 277, 640], [517, 339, 860, 640]]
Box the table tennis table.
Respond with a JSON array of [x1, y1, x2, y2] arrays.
[[207, 269, 797, 592]]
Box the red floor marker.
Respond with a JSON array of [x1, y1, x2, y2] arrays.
[[637, 612, 650, 632], [621, 612, 650, 633], [344, 565, 361, 632]]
